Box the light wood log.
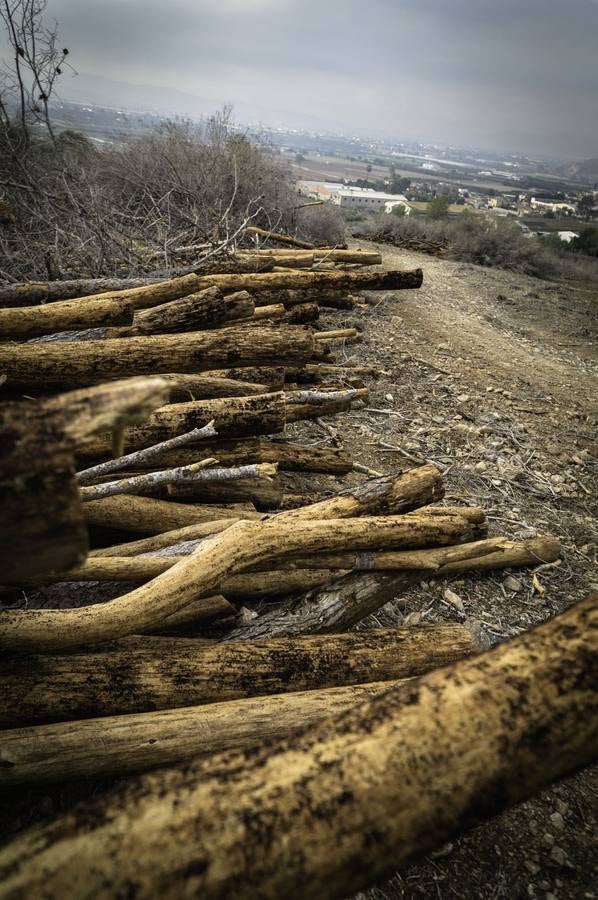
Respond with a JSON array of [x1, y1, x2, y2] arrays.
[[0, 296, 135, 339], [0, 681, 402, 786], [0, 623, 479, 726], [250, 302, 319, 324], [0, 326, 315, 388], [243, 226, 315, 249], [89, 520, 238, 557], [83, 494, 261, 534], [243, 249, 382, 265], [0, 597, 593, 899], [192, 268, 423, 295], [0, 514, 474, 652], [0, 277, 159, 307]]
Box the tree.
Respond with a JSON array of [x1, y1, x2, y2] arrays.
[[0, 0, 71, 145], [427, 195, 450, 220], [389, 176, 410, 195], [366, 163, 372, 174], [578, 195, 597, 220]]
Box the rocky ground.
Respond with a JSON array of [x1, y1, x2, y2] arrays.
[[299, 240, 597, 900], [1, 242, 596, 897]]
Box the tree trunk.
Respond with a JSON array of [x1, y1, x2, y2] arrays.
[[89, 520, 238, 558], [0, 623, 479, 726], [0, 326, 315, 388], [254, 289, 356, 310], [202, 366, 285, 390], [76, 392, 287, 459], [192, 268, 423, 295], [0, 296, 135, 339], [0, 514, 475, 652], [160, 373, 269, 400], [243, 249, 382, 265], [0, 681, 402, 787], [0, 597, 592, 899], [126, 288, 254, 335], [243, 226, 315, 249], [0, 277, 160, 307], [223, 572, 419, 640], [162, 472, 284, 510], [143, 439, 354, 474], [83, 494, 260, 534]]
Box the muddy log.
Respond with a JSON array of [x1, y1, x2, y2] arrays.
[[0, 597, 593, 899], [0, 326, 315, 388], [0, 681, 403, 787], [0, 514, 473, 652], [83, 494, 260, 534], [0, 623, 479, 726], [136, 439, 354, 474]]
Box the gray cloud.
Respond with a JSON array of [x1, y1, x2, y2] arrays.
[[6, 0, 598, 157]]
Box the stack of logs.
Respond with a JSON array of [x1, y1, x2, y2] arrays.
[[0, 244, 595, 900]]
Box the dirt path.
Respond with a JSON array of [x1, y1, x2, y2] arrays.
[[321, 241, 597, 900]]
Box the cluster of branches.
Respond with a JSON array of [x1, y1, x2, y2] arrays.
[[0, 4, 345, 281]]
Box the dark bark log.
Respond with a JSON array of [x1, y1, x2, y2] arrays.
[[202, 366, 285, 390], [0, 277, 160, 308], [192, 268, 423, 295], [160, 373, 269, 401], [0, 598, 593, 899], [0, 623, 479, 726], [126, 288, 254, 335], [0, 326, 315, 388], [254, 289, 356, 310]]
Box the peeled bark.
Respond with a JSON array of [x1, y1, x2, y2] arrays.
[[83, 494, 260, 534], [223, 571, 419, 640], [0, 296, 134, 339], [0, 514, 474, 652], [89, 520, 238, 558], [0, 325, 315, 388], [0, 623, 479, 726], [0, 598, 593, 899], [0, 681, 401, 786]]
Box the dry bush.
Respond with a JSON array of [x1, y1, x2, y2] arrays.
[[356, 211, 598, 284], [0, 111, 345, 281]]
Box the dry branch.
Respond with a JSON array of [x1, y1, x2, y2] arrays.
[[83, 494, 260, 534]]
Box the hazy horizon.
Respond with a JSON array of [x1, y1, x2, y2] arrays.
[[3, 0, 598, 160]]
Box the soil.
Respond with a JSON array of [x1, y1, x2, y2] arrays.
[[1, 242, 596, 897], [308, 240, 597, 900]]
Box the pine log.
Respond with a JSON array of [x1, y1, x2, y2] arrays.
[[0, 326, 315, 388], [0, 597, 593, 899], [0, 297, 135, 339], [83, 494, 260, 534], [140, 594, 235, 633], [0, 623, 479, 726], [0, 514, 472, 652], [160, 373, 268, 400], [0, 403, 87, 583], [162, 472, 284, 510], [250, 301, 319, 324], [243, 249, 382, 265], [0, 681, 403, 787], [239, 253, 316, 268], [138, 439, 354, 474], [76, 392, 287, 459]]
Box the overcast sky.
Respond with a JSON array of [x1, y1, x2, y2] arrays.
[[10, 0, 598, 157]]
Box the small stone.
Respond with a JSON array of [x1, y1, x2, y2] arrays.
[[545, 894, 557, 900], [550, 846, 567, 866], [550, 812, 565, 831], [457, 393, 470, 403], [504, 575, 523, 593], [443, 588, 464, 611], [555, 799, 569, 816], [543, 832, 555, 846], [491, 478, 503, 486], [237, 606, 258, 623], [404, 611, 422, 626], [525, 860, 541, 875], [384, 393, 394, 402], [430, 841, 453, 858], [475, 461, 488, 473]]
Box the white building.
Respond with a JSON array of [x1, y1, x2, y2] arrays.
[[530, 197, 576, 214], [329, 186, 411, 211]]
